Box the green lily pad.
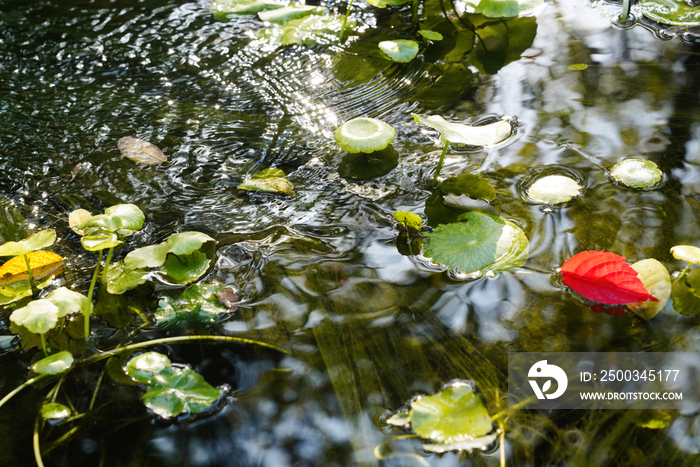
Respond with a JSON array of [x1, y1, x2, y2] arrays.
[[671, 269, 700, 315], [472, 0, 544, 18], [81, 233, 123, 252], [141, 367, 223, 418], [155, 284, 228, 325], [258, 4, 327, 22], [365, 0, 411, 7], [610, 158, 663, 189], [126, 352, 172, 384], [211, 0, 284, 16], [425, 212, 528, 274], [527, 175, 581, 204], [627, 259, 671, 321], [438, 174, 496, 201], [125, 352, 223, 418], [568, 63, 588, 71], [638, 0, 700, 26], [0, 230, 56, 257], [68, 209, 92, 236], [10, 299, 59, 335], [671, 245, 700, 264], [45, 287, 91, 318], [31, 351, 74, 375], [40, 402, 72, 420], [104, 261, 149, 295], [0, 277, 55, 306], [117, 137, 167, 165], [124, 232, 216, 269], [338, 146, 399, 179], [419, 30, 443, 41], [335, 118, 396, 154], [79, 204, 145, 234], [259, 14, 353, 46], [413, 114, 512, 146], [378, 39, 420, 63], [161, 250, 212, 284], [393, 211, 422, 230], [238, 168, 294, 195], [409, 385, 493, 449]]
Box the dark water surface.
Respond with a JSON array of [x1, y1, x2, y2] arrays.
[[2, 0, 700, 465]]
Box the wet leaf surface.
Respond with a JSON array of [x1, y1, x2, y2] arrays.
[[117, 137, 167, 165]]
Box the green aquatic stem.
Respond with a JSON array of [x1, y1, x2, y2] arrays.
[[85, 251, 103, 337], [0, 375, 48, 412], [340, 0, 354, 43], [34, 416, 46, 467], [412, 0, 419, 23], [40, 334, 49, 357], [676, 263, 692, 282], [23, 253, 39, 298], [620, 0, 630, 21], [86, 334, 290, 364], [89, 365, 107, 411], [432, 144, 450, 187], [100, 247, 114, 284]]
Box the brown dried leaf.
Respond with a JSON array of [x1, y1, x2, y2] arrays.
[[69, 163, 81, 182], [216, 288, 239, 311], [117, 137, 167, 165]]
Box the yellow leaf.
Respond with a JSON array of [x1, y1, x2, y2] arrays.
[[0, 251, 64, 286]]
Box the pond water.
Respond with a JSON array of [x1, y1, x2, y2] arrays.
[[2, 0, 700, 465]]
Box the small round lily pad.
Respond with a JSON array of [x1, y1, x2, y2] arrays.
[[671, 245, 700, 264], [32, 351, 74, 375], [527, 175, 581, 204], [378, 40, 419, 63], [41, 402, 72, 420], [610, 158, 662, 189], [334, 118, 396, 154], [418, 30, 443, 41]]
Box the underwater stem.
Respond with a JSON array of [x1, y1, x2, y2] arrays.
[[0, 375, 47, 412], [499, 420, 506, 467], [85, 251, 103, 338], [412, 0, 419, 24], [432, 144, 449, 187], [40, 334, 49, 357], [340, 0, 355, 43], [676, 263, 692, 282], [33, 416, 45, 467], [100, 247, 114, 284], [23, 253, 39, 298]]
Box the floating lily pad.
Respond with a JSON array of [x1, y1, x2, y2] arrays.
[[259, 15, 353, 46], [425, 212, 528, 274], [472, 0, 544, 18], [162, 250, 212, 284], [10, 299, 59, 335], [390, 384, 495, 452], [68, 209, 92, 236], [125, 352, 223, 418], [258, 4, 327, 23], [393, 211, 422, 230], [438, 174, 496, 201], [31, 351, 74, 375], [627, 259, 671, 321], [41, 402, 72, 420], [379, 40, 420, 63], [155, 284, 229, 325], [238, 168, 295, 195], [45, 287, 91, 318], [338, 146, 399, 179], [527, 175, 581, 204], [104, 262, 149, 295], [117, 137, 167, 165], [0, 277, 54, 306], [335, 118, 396, 154], [0, 251, 63, 286], [413, 114, 512, 146], [671, 269, 700, 315], [365, 0, 411, 7], [610, 158, 662, 189], [671, 245, 700, 264], [638, 0, 700, 27], [0, 230, 56, 257], [79, 204, 145, 235], [124, 232, 216, 269], [419, 30, 443, 41], [81, 233, 122, 252], [211, 0, 284, 16]]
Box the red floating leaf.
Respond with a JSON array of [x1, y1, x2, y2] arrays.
[[561, 251, 659, 305]]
